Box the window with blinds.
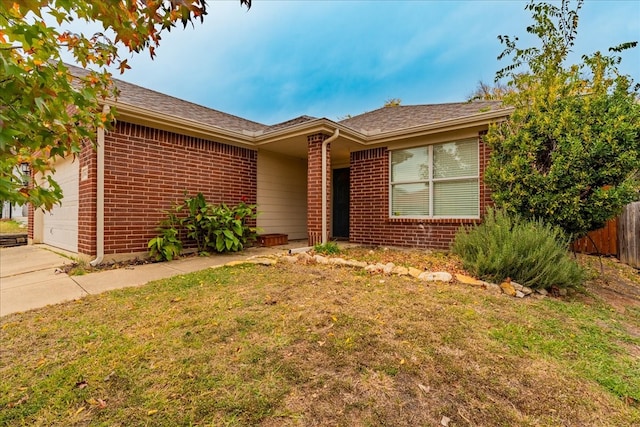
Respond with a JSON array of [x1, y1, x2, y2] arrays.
[[390, 139, 479, 218]]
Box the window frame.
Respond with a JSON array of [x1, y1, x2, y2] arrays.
[[388, 139, 480, 220]]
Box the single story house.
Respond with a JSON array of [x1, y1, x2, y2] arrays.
[[28, 66, 511, 263]]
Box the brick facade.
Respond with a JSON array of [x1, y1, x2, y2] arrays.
[[69, 121, 257, 257], [307, 133, 331, 245], [348, 134, 491, 250], [78, 142, 97, 255]]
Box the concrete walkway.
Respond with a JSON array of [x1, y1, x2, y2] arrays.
[[1, 243, 308, 317]]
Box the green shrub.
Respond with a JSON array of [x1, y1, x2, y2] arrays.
[[148, 211, 183, 261], [314, 241, 341, 255], [451, 209, 585, 289], [148, 193, 258, 260]]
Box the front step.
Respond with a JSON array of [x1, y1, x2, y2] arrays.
[[0, 233, 28, 248]]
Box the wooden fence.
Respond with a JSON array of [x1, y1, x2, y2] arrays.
[[572, 218, 619, 256], [618, 202, 640, 268], [572, 202, 640, 268]]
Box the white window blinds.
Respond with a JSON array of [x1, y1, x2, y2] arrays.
[[390, 139, 479, 218]]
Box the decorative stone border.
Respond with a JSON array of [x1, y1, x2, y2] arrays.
[[216, 251, 548, 299]]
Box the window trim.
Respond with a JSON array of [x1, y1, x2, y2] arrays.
[[388, 139, 480, 220]]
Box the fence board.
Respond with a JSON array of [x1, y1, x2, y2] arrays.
[[618, 202, 640, 269], [572, 218, 618, 256]]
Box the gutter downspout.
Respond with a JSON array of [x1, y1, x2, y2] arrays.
[[321, 128, 340, 245], [90, 106, 107, 266]]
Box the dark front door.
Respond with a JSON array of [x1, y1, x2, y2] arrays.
[[332, 168, 350, 238]]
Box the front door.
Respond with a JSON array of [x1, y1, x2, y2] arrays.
[[332, 168, 350, 238]]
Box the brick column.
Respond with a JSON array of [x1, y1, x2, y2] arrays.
[[307, 133, 331, 245], [77, 142, 97, 256]]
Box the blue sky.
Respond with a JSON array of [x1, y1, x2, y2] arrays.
[[65, 0, 640, 125]]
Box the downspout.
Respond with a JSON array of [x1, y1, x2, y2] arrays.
[[89, 106, 107, 266], [321, 128, 340, 244]]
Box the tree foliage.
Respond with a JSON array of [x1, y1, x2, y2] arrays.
[[485, 0, 640, 238], [467, 80, 511, 101], [0, 0, 250, 210]]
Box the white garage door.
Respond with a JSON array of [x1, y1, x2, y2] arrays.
[[43, 156, 79, 252]]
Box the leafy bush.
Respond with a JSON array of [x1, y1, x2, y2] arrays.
[[314, 241, 341, 255], [148, 193, 258, 260], [148, 228, 182, 262], [451, 209, 585, 289], [179, 193, 258, 254], [148, 212, 183, 261]]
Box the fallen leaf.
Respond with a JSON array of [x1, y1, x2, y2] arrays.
[[441, 415, 451, 426], [147, 409, 158, 415], [75, 380, 88, 389], [7, 394, 29, 408], [418, 384, 430, 394], [74, 406, 86, 416]]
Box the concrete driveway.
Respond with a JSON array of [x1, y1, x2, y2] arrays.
[[0, 245, 84, 317]]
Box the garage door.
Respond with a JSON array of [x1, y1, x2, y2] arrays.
[[43, 156, 79, 252]]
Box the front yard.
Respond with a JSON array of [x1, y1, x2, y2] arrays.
[[1, 249, 639, 426]]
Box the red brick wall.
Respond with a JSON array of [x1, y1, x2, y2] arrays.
[[101, 122, 257, 256], [78, 142, 97, 256], [307, 133, 331, 245], [349, 134, 490, 250]]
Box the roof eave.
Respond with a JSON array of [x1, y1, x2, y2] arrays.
[[106, 101, 513, 148], [109, 101, 257, 147]]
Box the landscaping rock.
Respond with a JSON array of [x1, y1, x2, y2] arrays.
[[511, 281, 524, 292], [408, 267, 423, 279], [314, 255, 329, 264], [484, 282, 503, 294], [392, 265, 409, 276], [383, 262, 395, 275], [455, 274, 484, 286], [365, 263, 385, 274], [558, 288, 568, 297], [515, 290, 525, 298], [296, 252, 313, 263], [418, 271, 453, 282], [500, 281, 517, 297], [328, 257, 348, 266], [281, 255, 298, 263], [521, 286, 533, 296], [345, 260, 368, 268], [536, 288, 548, 296]]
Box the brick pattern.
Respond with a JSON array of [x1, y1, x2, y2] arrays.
[[307, 133, 331, 245], [78, 142, 97, 255], [101, 121, 257, 256], [349, 134, 491, 250], [27, 169, 34, 240]]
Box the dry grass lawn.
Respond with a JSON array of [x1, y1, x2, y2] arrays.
[[0, 219, 26, 234], [1, 249, 639, 426]]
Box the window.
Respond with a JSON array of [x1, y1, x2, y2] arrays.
[[390, 139, 479, 218]]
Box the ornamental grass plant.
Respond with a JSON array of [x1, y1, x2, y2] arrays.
[[452, 209, 585, 289]]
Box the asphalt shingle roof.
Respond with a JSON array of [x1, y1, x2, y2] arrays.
[[67, 65, 507, 136], [265, 115, 318, 133], [338, 101, 505, 134], [67, 64, 267, 133]]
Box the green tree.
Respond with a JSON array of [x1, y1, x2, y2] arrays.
[[0, 0, 250, 210], [484, 0, 640, 238], [467, 80, 511, 101]]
